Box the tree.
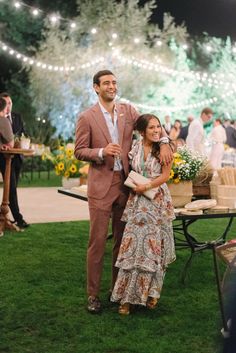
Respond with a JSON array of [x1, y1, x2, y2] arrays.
[[28, 0, 188, 138]]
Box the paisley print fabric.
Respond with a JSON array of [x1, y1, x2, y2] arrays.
[[111, 140, 176, 306]]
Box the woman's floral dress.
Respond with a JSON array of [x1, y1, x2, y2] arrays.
[[111, 140, 176, 306]]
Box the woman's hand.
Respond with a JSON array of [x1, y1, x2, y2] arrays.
[[133, 183, 147, 195]]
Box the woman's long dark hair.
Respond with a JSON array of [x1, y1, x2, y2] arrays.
[[135, 114, 161, 159]]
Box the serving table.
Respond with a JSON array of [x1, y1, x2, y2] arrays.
[[0, 148, 34, 235]]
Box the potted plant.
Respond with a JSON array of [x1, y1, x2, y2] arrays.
[[42, 143, 88, 189], [168, 146, 205, 207]]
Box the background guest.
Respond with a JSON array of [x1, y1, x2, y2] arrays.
[[0, 92, 29, 229], [186, 107, 213, 155], [209, 118, 227, 170], [169, 119, 182, 141], [163, 115, 172, 135], [0, 97, 14, 148], [178, 115, 194, 141], [225, 120, 236, 149]]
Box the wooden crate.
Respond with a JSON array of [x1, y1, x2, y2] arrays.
[[193, 183, 210, 197]]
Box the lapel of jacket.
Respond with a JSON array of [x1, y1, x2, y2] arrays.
[[92, 103, 112, 144], [116, 104, 125, 146]]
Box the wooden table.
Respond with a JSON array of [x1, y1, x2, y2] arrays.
[[0, 148, 34, 235]]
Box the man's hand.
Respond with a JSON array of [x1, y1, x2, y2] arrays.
[[159, 144, 173, 165], [0, 144, 10, 151], [103, 143, 122, 157]]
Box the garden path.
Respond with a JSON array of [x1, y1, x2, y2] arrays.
[[0, 187, 90, 224]]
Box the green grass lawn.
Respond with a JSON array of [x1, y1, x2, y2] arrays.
[[19, 171, 61, 187], [0, 219, 236, 353]]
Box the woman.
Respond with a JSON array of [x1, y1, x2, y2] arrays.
[[209, 118, 226, 170], [169, 119, 182, 141], [111, 114, 176, 315], [0, 97, 14, 149]]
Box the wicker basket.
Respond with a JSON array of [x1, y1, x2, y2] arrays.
[[217, 185, 236, 209], [168, 181, 193, 207]]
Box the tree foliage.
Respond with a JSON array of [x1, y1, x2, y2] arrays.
[[1, 0, 236, 141], [28, 0, 188, 138]]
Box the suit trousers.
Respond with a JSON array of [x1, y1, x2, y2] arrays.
[[0, 155, 23, 223], [87, 171, 128, 297]]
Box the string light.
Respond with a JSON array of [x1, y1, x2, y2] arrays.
[[2, 0, 236, 59], [120, 92, 236, 113], [0, 41, 105, 72], [1, 39, 236, 93], [14, 2, 21, 9], [32, 8, 39, 16]]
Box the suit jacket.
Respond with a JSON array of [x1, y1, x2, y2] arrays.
[[226, 126, 236, 148], [75, 102, 139, 199], [178, 125, 189, 141]]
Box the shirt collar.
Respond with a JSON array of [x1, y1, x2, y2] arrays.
[[98, 101, 117, 115]]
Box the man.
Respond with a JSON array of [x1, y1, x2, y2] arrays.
[[186, 107, 213, 155], [225, 120, 236, 149], [74, 70, 172, 313], [178, 115, 194, 141], [0, 92, 29, 229]]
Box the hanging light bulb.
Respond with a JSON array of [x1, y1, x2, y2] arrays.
[[49, 15, 59, 24], [32, 8, 39, 16], [14, 2, 21, 9], [70, 22, 76, 29]]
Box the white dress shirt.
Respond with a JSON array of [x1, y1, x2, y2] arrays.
[[186, 118, 206, 155], [98, 101, 123, 171]]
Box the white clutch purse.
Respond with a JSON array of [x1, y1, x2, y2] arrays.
[[124, 170, 158, 200]]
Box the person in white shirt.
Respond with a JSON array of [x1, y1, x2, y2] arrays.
[[186, 107, 213, 155], [163, 115, 172, 135], [209, 118, 227, 170]]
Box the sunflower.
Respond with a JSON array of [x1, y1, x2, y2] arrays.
[[173, 177, 180, 184], [57, 162, 64, 171], [169, 169, 174, 180], [66, 148, 74, 158], [69, 164, 77, 174]]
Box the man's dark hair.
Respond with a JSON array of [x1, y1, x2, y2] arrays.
[[93, 70, 115, 85], [0, 92, 11, 98], [0, 97, 7, 112], [201, 107, 214, 116]]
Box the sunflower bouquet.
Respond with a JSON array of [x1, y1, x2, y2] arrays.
[[42, 143, 87, 179], [169, 146, 205, 184]]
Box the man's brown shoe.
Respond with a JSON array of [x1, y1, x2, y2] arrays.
[[87, 296, 102, 314]]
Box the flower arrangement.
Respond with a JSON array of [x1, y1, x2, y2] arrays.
[[169, 146, 205, 183], [42, 143, 88, 179]]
